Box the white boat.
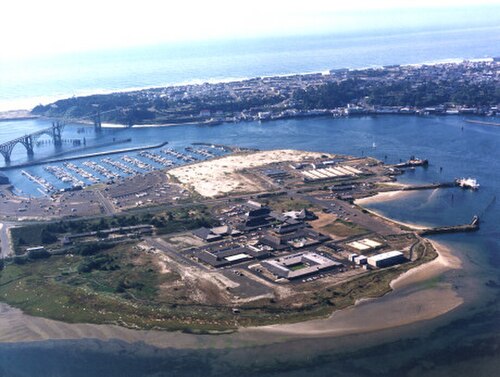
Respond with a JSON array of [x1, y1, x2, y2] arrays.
[[456, 178, 480, 190]]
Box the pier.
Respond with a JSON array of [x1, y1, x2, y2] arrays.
[[400, 182, 456, 191], [377, 182, 456, 193]]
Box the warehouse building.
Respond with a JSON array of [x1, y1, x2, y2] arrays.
[[367, 250, 405, 268], [195, 245, 271, 268], [262, 251, 342, 279]]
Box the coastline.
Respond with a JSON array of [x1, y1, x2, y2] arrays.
[[0, 57, 494, 115], [354, 191, 430, 230], [0, 238, 463, 348], [0, 210, 464, 349]]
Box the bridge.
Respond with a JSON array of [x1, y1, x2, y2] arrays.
[[0, 111, 102, 163]]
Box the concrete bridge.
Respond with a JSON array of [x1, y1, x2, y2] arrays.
[[0, 111, 102, 163]]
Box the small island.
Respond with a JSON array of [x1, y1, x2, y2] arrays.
[[0, 148, 477, 333]]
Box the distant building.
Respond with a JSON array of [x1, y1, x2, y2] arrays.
[[192, 225, 242, 242], [192, 227, 223, 242], [242, 206, 272, 229], [263, 168, 289, 180]]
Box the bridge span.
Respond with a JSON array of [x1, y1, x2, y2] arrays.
[[0, 111, 102, 163]]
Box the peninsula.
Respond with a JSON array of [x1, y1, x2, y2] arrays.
[[0, 147, 478, 333]]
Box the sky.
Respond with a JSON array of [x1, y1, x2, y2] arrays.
[[1, 0, 499, 59]]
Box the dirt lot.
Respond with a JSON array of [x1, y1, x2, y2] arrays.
[[169, 150, 331, 197]]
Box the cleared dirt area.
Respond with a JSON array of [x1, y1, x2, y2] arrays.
[[169, 149, 331, 197]]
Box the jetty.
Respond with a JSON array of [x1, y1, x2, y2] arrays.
[[418, 215, 480, 236], [465, 119, 500, 127]]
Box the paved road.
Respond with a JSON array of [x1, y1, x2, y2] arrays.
[[298, 193, 404, 236], [145, 237, 208, 270], [95, 189, 116, 215], [0, 222, 13, 258]]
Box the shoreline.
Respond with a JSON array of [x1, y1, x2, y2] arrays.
[[0, 57, 494, 115], [354, 191, 431, 230], [242, 239, 462, 338], [0, 239, 463, 348], [0, 221, 464, 349]]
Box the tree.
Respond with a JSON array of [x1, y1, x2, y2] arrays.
[[40, 229, 58, 244]]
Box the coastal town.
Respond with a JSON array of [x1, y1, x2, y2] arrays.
[[29, 59, 499, 126]]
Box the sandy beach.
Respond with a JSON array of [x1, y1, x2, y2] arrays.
[[355, 191, 430, 230], [242, 239, 462, 338]]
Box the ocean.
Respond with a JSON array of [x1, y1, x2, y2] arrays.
[[0, 27, 500, 376], [0, 26, 499, 111]]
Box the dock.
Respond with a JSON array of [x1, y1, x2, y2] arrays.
[[401, 182, 456, 191]]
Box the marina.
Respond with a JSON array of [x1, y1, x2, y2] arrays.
[[43, 165, 85, 188], [20, 170, 55, 194], [82, 160, 120, 181], [121, 155, 155, 171], [63, 162, 100, 183], [8, 139, 231, 196], [138, 151, 175, 167], [161, 148, 197, 163], [101, 157, 139, 175]]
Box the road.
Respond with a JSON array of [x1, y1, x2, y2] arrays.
[[145, 237, 207, 270], [95, 189, 116, 215], [297, 193, 404, 236], [0, 222, 13, 258]]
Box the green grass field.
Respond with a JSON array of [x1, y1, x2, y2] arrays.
[[320, 219, 370, 238]]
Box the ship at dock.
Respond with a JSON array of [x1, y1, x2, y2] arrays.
[[394, 156, 429, 168], [455, 177, 480, 190]]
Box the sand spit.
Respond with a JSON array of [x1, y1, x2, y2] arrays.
[[390, 239, 462, 290], [169, 149, 329, 198]]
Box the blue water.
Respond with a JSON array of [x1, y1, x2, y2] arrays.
[[0, 26, 499, 111]]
